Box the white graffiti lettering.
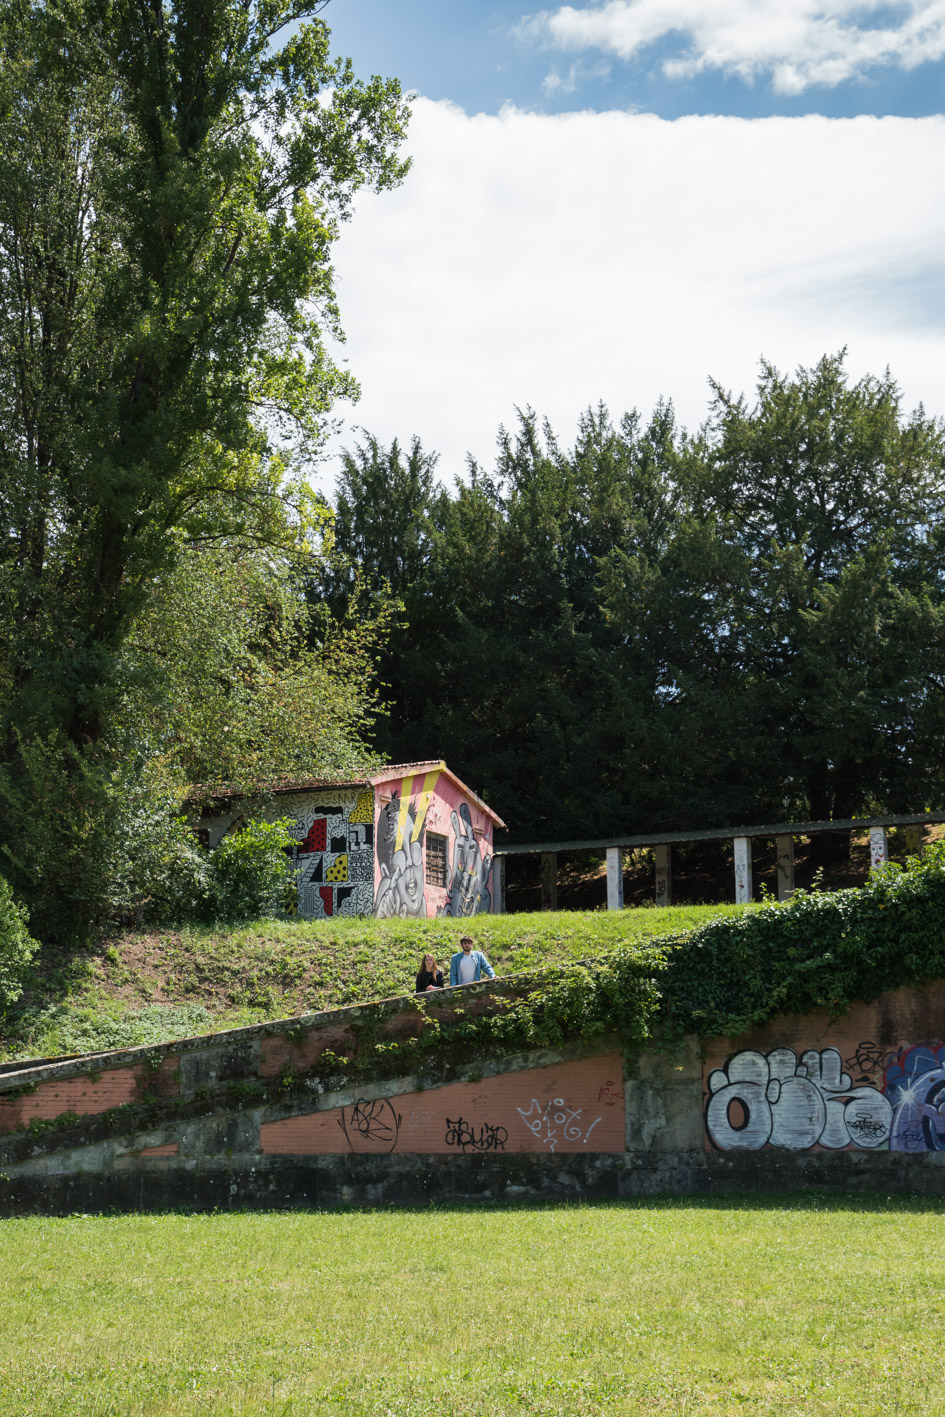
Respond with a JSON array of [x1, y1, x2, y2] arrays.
[[706, 1048, 892, 1152], [516, 1097, 602, 1152]]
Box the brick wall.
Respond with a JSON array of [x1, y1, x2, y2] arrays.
[[0, 975, 942, 1214]]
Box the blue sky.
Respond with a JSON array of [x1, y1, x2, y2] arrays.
[[326, 0, 945, 119], [320, 1, 945, 479]]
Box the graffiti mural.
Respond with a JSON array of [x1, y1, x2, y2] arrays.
[[290, 789, 374, 919], [373, 768, 495, 919], [374, 773, 439, 917], [705, 1041, 945, 1153], [442, 803, 492, 917], [259, 1054, 625, 1155], [884, 1044, 945, 1152], [200, 760, 502, 922]]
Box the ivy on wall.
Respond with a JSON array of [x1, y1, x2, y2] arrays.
[[344, 846, 945, 1080], [662, 844, 945, 1042]]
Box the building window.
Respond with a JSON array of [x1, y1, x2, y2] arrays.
[[426, 833, 448, 887]]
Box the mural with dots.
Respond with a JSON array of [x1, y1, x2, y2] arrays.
[[290, 789, 375, 919]]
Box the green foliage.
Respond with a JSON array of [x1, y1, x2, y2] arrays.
[[331, 850, 945, 1080], [124, 546, 392, 795], [0, 905, 736, 1062], [662, 841, 945, 1040], [335, 357, 945, 842], [108, 790, 212, 927], [7, 1000, 215, 1059], [210, 819, 297, 924], [7, 849, 945, 1069], [0, 0, 409, 934], [389, 944, 667, 1081], [0, 877, 37, 1012]]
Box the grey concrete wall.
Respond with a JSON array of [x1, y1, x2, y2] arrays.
[[0, 975, 943, 1213]]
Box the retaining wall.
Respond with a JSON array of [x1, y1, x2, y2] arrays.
[[0, 975, 943, 1214]]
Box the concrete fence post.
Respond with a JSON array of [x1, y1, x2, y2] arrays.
[[734, 836, 753, 904], [654, 844, 672, 906], [869, 826, 888, 873], [606, 846, 624, 910], [775, 835, 795, 901], [491, 856, 505, 915], [540, 853, 558, 911]]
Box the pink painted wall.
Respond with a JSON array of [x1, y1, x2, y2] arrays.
[[261, 1054, 624, 1155], [373, 767, 495, 918]]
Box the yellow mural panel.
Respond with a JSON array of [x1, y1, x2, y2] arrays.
[[348, 791, 374, 825]]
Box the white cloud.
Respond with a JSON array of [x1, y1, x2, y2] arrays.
[[322, 100, 945, 484], [517, 0, 945, 93], [541, 56, 613, 95]]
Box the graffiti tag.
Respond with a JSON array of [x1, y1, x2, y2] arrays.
[[516, 1097, 602, 1153], [844, 1039, 887, 1085], [444, 1117, 508, 1153], [338, 1098, 402, 1153]]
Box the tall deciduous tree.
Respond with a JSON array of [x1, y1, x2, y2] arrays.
[[0, 0, 410, 932]]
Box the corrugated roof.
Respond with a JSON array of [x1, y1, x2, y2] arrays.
[[193, 760, 506, 828]]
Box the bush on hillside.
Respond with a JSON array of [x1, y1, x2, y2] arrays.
[[110, 789, 213, 926], [111, 798, 299, 928], [211, 818, 296, 923], [661, 842, 945, 1040], [0, 877, 39, 1010]]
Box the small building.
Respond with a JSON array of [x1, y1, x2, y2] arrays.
[[198, 760, 505, 920]]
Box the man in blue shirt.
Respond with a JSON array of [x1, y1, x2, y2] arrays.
[[449, 934, 496, 987]]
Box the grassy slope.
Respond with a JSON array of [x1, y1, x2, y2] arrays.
[[0, 904, 743, 1062], [0, 1197, 941, 1416]]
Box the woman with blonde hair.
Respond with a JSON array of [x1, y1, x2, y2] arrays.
[[415, 953, 445, 992]]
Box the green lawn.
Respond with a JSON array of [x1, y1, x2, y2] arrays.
[[2, 904, 741, 1061], [0, 1195, 941, 1415]]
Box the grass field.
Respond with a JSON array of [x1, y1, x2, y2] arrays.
[[1, 904, 742, 1062], [1, 1194, 942, 1416]]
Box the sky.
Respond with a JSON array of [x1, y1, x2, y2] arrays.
[[316, 0, 945, 483]]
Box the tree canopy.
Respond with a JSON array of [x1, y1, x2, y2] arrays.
[[0, 0, 410, 932], [329, 355, 945, 843]]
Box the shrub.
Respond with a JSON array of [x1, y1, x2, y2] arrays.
[[109, 789, 212, 926], [661, 841, 945, 1040], [0, 876, 39, 1011], [211, 818, 296, 923]]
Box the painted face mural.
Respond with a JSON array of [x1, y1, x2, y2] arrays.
[[373, 769, 493, 919], [706, 1041, 945, 1153], [443, 803, 492, 917], [375, 791, 427, 918]]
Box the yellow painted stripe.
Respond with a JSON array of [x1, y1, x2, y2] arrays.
[[411, 770, 442, 843], [395, 775, 415, 852]]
